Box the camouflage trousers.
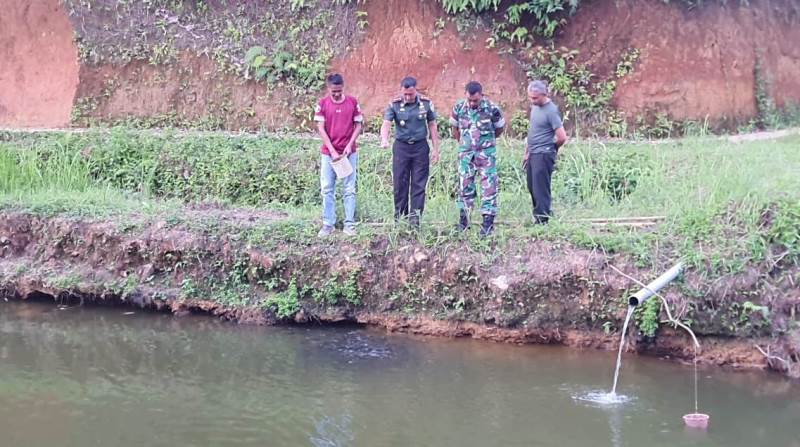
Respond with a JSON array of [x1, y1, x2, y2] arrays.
[[457, 146, 498, 216]]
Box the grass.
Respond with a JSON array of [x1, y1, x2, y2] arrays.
[[0, 127, 798, 278]]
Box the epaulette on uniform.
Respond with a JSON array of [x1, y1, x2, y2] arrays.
[[391, 96, 403, 103], [419, 95, 431, 102]]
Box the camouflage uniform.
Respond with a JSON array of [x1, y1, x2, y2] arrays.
[[449, 97, 505, 216]]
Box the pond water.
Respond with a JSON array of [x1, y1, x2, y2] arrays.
[[1, 301, 798, 447]]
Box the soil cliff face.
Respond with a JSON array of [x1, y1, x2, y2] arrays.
[[561, 0, 800, 124], [1, 0, 799, 129], [0, 0, 79, 127]]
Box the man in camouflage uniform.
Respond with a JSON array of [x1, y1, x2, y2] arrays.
[[450, 81, 505, 237]]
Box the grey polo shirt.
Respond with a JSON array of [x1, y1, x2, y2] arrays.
[[527, 101, 563, 154]]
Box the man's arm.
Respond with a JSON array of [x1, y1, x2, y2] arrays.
[[449, 104, 461, 142], [523, 146, 530, 169], [555, 127, 568, 148], [492, 105, 505, 138], [550, 107, 567, 149], [345, 122, 363, 155], [345, 101, 364, 155], [426, 103, 440, 164], [316, 121, 340, 158], [380, 120, 392, 148], [380, 102, 396, 148], [428, 120, 440, 164]]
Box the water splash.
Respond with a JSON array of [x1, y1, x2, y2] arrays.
[[610, 305, 636, 395], [573, 390, 634, 407]]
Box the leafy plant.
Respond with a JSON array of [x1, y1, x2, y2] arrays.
[[615, 48, 640, 78], [265, 278, 301, 318], [244, 46, 269, 80], [438, 0, 502, 14], [509, 110, 530, 138], [634, 297, 661, 337], [525, 45, 616, 129]]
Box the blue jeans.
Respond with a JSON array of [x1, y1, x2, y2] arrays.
[[321, 153, 358, 227]]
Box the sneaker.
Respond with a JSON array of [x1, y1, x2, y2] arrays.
[[343, 225, 357, 236], [317, 224, 334, 237], [479, 214, 495, 238], [456, 209, 470, 232]]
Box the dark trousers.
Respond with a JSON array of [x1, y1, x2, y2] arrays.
[[526, 151, 556, 223], [392, 140, 430, 220]]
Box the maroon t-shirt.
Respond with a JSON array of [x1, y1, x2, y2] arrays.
[[314, 95, 364, 155]]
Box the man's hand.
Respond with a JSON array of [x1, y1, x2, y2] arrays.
[[328, 145, 341, 160], [343, 144, 353, 156], [522, 149, 530, 170], [431, 146, 440, 165], [380, 139, 389, 148]]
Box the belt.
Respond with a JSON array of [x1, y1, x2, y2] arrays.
[[395, 138, 423, 145]]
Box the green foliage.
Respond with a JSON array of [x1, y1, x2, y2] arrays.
[[439, 0, 502, 14], [555, 145, 654, 203], [754, 54, 780, 130], [764, 200, 800, 265], [741, 301, 770, 324], [312, 270, 362, 306], [2, 128, 799, 285], [244, 46, 270, 80], [265, 278, 302, 318], [445, 0, 578, 39], [605, 110, 628, 138], [523, 45, 624, 136], [633, 112, 676, 139], [615, 48, 640, 78], [634, 297, 661, 337], [180, 278, 199, 299], [724, 299, 771, 334], [509, 110, 530, 138], [65, 0, 363, 95]]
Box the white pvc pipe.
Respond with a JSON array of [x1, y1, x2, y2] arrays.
[[628, 262, 684, 306]]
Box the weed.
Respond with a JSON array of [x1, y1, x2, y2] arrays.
[[634, 297, 660, 337], [265, 278, 302, 318]]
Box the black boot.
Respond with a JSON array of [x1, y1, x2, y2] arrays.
[[456, 209, 470, 231], [479, 214, 495, 238], [409, 211, 421, 230]]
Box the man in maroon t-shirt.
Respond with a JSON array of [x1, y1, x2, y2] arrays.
[[314, 73, 364, 237]]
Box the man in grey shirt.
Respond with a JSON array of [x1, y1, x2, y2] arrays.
[[524, 80, 568, 223]]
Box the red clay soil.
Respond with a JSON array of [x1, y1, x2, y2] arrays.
[[330, 0, 527, 117], [0, 0, 79, 127], [559, 0, 800, 123], [73, 54, 292, 129], [1, 0, 800, 129]]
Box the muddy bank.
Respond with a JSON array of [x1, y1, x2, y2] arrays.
[[0, 210, 797, 377]]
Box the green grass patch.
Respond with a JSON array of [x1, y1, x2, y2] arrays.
[[1, 128, 798, 278]]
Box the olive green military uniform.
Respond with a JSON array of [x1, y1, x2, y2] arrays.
[[384, 95, 437, 219]]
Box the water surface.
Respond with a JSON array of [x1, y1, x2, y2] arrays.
[[1, 301, 798, 447]]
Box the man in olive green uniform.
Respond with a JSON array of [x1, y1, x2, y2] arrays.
[[380, 76, 441, 228], [450, 81, 505, 237]]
